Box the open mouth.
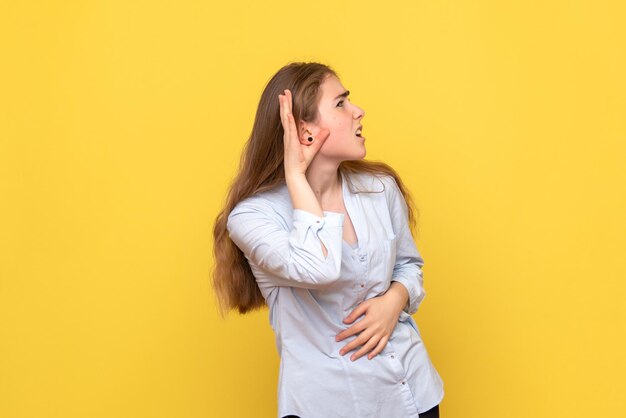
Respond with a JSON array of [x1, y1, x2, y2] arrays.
[[355, 126, 363, 137]]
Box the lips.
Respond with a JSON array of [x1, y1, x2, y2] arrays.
[[355, 125, 363, 136]]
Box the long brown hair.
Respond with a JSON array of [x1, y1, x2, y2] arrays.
[[211, 62, 420, 318]]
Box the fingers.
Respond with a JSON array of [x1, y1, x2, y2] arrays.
[[283, 90, 292, 122], [278, 89, 295, 128], [339, 328, 374, 358], [340, 332, 389, 362], [367, 335, 389, 360], [343, 300, 369, 324], [336, 317, 368, 342], [279, 91, 298, 147], [283, 90, 297, 138], [351, 336, 381, 361], [279, 93, 290, 126], [278, 93, 288, 134], [285, 89, 293, 113], [279, 89, 293, 122]]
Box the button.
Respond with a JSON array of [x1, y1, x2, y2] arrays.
[[391, 355, 395, 359], [401, 380, 406, 385], [359, 255, 367, 262], [316, 220, 320, 223], [360, 283, 365, 288]]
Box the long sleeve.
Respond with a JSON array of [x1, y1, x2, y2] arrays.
[[384, 176, 426, 315], [226, 200, 345, 290]]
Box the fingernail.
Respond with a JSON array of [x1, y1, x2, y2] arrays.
[[350, 356, 355, 361]]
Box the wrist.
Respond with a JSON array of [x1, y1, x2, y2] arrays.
[[285, 171, 307, 184], [385, 282, 409, 314]]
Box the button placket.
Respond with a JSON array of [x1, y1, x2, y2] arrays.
[[357, 251, 368, 292]]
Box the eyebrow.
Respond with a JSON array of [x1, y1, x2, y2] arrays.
[[333, 90, 350, 101]]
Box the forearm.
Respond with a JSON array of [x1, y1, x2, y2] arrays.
[[285, 172, 323, 215], [384, 281, 410, 315], [285, 172, 329, 257]]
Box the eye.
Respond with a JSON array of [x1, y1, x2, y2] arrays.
[[337, 100, 344, 107]]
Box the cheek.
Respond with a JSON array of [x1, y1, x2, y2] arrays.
[[318, 115, 350, 145], [329, 119, 350, 138]]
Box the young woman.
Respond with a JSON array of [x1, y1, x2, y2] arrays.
[[212, 62, 444, 418]]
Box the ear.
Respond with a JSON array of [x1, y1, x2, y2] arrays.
[[298, 120, 308, 137], [298, 120, 315, 144]]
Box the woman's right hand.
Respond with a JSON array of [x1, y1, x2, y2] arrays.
[[279, 89, 330, 177]]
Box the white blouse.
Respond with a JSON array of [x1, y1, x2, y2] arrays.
[[226, 170, 444, 418]]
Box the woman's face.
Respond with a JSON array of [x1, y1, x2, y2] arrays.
[[305, 75, 366, 161]]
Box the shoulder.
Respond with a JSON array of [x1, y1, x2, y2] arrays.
[[227, 182, 292, 225]]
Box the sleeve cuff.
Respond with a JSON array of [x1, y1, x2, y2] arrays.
[[391, 276, 423, 315], [293, 209, 345, 228]]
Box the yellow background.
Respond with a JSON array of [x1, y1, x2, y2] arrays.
[[1, 1, 624, 417]]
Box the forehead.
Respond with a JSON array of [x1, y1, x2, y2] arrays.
[[319, 75, 345, 100]]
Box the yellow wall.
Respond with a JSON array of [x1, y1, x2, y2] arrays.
[[1, 1, 624, 417]]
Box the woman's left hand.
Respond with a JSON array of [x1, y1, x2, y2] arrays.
[[335, 282, 409, 361]]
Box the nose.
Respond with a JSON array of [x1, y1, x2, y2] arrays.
[[353, 103, 365, 120]]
